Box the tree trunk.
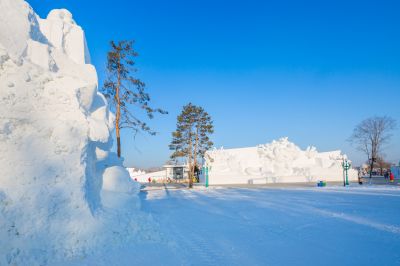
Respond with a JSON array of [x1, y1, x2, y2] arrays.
[[188, 129, 193, 189], [115, 55, 122, 157], [115, 93, 121, 157], [193, 126, 199, 183], [369, 161, 374, 179], [188, 166, 193, 188], [116, 132, 121, 158]]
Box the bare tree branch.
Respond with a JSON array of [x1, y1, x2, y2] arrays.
[[349, 116, 396, 178]]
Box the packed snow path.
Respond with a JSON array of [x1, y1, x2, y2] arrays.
[[70, 185, 400, 265], [139, 185, 400, 266]]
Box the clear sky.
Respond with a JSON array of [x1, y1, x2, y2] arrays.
[[29, 0, 400, 168]]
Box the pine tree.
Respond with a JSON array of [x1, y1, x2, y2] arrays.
[[102, 40, 166, 157], [169, 103, 214, 188]]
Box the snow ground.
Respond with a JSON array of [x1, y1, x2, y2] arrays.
[[68, 184, 400, 266]]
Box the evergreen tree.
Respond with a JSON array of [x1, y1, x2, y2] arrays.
[[102, 40, 166, 157], [169, 103, 214, 188]]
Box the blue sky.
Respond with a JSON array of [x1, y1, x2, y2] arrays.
[[29, 0, 400, 168]]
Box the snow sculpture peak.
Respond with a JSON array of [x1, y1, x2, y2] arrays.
[[40, 8, 91, 65], [47, 9, 76, 24]]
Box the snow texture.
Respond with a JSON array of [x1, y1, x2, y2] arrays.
[[128, 169, 167, 183], [77, 184, 399, 266], [204, 137, 358, 185], [0, 1, 148, 264], [127, 167, 146, 178]]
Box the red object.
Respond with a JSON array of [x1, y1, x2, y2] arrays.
[[390, 172, 395, 181], [148, 177, 152, 183]]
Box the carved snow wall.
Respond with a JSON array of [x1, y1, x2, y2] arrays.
[[203, 138, 358, 185]]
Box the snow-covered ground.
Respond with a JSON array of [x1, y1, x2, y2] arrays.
[[66, 184, 400, 265]]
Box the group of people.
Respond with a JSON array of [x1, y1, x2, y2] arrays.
[[384, 171, 395, 182], [357, 169, 396, 184]]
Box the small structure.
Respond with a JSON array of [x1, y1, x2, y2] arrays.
[[164, 165, 188, 181], [391, 166, 400, 179]]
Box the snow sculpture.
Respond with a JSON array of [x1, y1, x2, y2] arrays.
[[0, 0, 143, 264], [127, 167, 147, 178], [204, 138, 357, 185]]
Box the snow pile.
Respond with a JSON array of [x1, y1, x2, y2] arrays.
[[127, 167, 147, 178], [127, 167, 169, 183], [133, 170, 168, 183], [204, 137, 357, 184], [0, 1, 150, 264]]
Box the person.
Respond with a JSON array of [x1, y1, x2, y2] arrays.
[[390, 171, 395, 183], [384, 171, 389, 180], [358, 169, 363, 185]]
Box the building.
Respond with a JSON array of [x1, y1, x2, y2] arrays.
[[165, 165, 188, 181]]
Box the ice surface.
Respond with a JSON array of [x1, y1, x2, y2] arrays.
[[204, 137, 358, 185], [0, 0, 147, 264]]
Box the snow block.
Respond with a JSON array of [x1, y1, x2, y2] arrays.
[[26, 39, 52, 69], [0, 0, 144, 264], [0, 0, 45, 60], [40, 9, 91, 65], [103, 166, 141, 194]]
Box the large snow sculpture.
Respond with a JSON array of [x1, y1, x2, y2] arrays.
[[0, 0, 142, 264], [204, 138, 357, 185]]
